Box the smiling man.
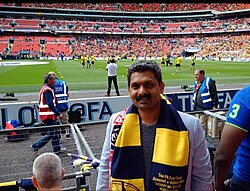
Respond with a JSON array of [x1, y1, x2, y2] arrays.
[[96, 60, 213, 191]]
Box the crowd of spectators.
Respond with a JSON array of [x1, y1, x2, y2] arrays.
[[1, 17, 249, 34], [1, 33, 249, 60], [0, 3, 249, 59], [72, 33, 250, 59], [1, 3, 250, 12]]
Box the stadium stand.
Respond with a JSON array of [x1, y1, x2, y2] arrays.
[[3, 3, 250, 12], [0, 4, 249, 60], [0, 3, 250, 190]]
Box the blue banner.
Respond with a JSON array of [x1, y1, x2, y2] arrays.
[[0, 89, 239, 129], [165, 89, 238, 112]]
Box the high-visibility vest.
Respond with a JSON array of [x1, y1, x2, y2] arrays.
[[38, 85, 56, 121], [54, 78, 68, 112], [193, 77, 213, 109]]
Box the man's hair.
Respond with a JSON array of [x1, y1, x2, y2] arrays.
[[44, 73, 54, 84], [110, 58, 116, 63], [198, 69, 205, 75], [127, 60, 162, 86], [33, 152, 62, 189], [48, 71, 56, 77]]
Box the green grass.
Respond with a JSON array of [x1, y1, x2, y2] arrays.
[[0, 59, 250, 94]]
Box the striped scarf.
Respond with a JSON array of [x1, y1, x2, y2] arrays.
[[109, 95, 190, 191]]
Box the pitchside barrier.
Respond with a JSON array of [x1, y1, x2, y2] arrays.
[[0, 89, 239, 130]]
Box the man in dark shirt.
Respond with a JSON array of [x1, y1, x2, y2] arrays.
[[30, 74, 66, 155], [193, 69, 218, 135]]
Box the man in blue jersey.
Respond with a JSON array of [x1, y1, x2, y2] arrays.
[[48, 71, 70, 139], [214, 85, 250, 191]]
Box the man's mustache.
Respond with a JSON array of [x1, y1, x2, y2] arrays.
[[136, 94, 151, 101]]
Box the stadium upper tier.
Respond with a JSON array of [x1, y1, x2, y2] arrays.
[[0, 3, 249, 35], [0, 17, 249, 34], [0, 3, 249, 60], [1, 3, 250, 12]]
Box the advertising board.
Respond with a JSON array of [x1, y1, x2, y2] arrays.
[[0, 89, 238, 129]]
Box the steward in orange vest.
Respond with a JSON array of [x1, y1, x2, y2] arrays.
[[30, 74, 65, 154]]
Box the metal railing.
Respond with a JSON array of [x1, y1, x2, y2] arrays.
[[0, 109, 228, 190], [0, 122, 99, 191]]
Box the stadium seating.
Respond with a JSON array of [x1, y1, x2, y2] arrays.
[[2, 3, 249, 12], [0, 3, 249, 60]]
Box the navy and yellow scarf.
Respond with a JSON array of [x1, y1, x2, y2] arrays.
[[109, 95, 190, 191]]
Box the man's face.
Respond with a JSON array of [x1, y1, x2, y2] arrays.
[[128, 71, 164, 111], [47, 75, 56, 87], [195, 70, 204, 83]]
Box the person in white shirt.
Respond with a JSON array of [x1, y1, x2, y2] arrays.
[[106, 56, 120, 96]]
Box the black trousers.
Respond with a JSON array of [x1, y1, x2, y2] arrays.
[[107, 75, 120, 96]]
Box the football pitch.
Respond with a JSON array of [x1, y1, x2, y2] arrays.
[[0, 59, 250, 94]]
